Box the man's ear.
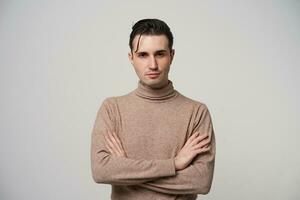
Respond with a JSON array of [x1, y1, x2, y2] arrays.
[[128, 52, 134, 65], [170, 49, 175, 64]]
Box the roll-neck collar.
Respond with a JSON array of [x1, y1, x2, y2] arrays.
[[134, 79, 178, 101]]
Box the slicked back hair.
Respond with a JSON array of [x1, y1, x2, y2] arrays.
[[129, 18, 174, 53]]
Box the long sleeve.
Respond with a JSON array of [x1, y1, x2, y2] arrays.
[[138, 104, 216, 195], [90, 98, 176, 185]]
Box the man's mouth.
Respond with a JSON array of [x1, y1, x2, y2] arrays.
[[146, 73, 160, 79]]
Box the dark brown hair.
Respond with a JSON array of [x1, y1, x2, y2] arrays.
[[129, 18, 174, 53]]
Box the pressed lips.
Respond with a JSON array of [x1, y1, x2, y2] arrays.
[[146, 72, 160, 79]]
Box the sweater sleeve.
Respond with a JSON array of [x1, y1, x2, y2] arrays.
[[138, 104, 216, 194], [90, 98, 176, 185]]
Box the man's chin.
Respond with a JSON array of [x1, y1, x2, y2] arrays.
[[141, 78, 167, 89]]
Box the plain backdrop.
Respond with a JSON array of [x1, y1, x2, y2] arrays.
[[1, 1, 299, 199]]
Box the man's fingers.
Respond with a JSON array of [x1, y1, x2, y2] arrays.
[[105, 132, 123, 155], [185, 131, 200, 146], [192, 138, 211, 150], [194, 145, 211, 154], [104, 134, 118, 155], [112, 131, 127, 157], [107, 131, 123, 154], [190, 133, 209, 147], [105, 142, 114, 154], [112, 131, 124, 150]]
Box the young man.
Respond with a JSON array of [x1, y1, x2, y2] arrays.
[[91, 18, 216, 200]]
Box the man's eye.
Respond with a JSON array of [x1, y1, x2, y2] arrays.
[[156, 53, 165, 57], [138, 53, 147, 58]]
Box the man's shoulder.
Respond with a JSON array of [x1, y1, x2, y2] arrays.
[[177, 91, 208, 110], [101, 91, 135, 105]]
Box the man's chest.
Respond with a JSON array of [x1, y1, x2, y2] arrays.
[[115, 102, 195, 159]]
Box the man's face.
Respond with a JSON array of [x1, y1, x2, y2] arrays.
[[128, 34, 175, 89]]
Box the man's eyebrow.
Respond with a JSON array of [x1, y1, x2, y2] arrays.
[[135, 49, 168, 54], [135, 51, 148, 54], [155, 49, 168, 53]]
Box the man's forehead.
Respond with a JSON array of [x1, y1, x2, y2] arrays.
[[132, 34, 169, 52]]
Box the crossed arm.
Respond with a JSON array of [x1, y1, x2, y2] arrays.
[[90, 99, 216, 195]]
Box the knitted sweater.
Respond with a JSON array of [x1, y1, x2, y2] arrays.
[[90, 79, 216, 200]]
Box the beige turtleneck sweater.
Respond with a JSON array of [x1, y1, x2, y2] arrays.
[[90, 80, 216, 200]]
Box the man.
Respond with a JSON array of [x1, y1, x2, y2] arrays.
[[90, 18, 216, 200]]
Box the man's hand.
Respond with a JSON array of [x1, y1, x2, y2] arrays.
[[104, 131, 127, 158], [174, 131, 211, 171], [104, 130, 210, 170]]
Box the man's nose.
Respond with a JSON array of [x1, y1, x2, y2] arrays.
[[149, 56, 158, 70]]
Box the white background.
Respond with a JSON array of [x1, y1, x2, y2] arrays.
[[1, 1, 299, 199]]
